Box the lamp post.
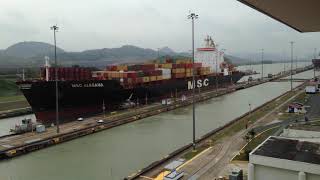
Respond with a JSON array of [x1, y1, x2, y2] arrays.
[[314, 48, 317, 79], [247, 103, 251, 129], [290, 41, 294, 91], [50, 25, 60, 133], [215, 44, 219, 91], [261, 49, 264, 80], [188, 12, 198, 150]]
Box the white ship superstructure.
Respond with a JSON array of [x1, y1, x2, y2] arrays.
[[195, 36, 226, 74]]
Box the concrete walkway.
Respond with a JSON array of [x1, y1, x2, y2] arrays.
[[178, 89, 304, 179]]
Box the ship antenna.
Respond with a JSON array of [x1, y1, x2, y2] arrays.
[[210, 37, 213, 48], [205, 35, 210, 47]]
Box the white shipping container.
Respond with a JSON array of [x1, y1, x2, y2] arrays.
[[305, 86, 316, 94], [158, 68, 171, 79], [36, 125, 46, 133], [223, 68, 229, 76]]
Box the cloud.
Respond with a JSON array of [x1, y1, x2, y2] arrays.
[[0, 0, 320, 59]]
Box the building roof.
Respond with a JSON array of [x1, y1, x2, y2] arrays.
[[252, 136, 320, 165], [288, 103, 303, 109], [288, 123, 320, 132], [238, 0, 320, 32]]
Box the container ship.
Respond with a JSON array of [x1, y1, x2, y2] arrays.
[[17, 36, 245, 124]]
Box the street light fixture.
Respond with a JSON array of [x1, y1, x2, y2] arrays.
[[188, 12, 198, 150], [50, 25, 60, 133]]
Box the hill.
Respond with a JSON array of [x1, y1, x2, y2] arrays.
[[0, 41, 246, 68], [224, 55, 249, 65], [4, 41, 64, 58]]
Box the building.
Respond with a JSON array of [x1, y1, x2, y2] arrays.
[[248, 136, 320, 180], [287, 103, 305, 113], [237, 1, 320, 32]]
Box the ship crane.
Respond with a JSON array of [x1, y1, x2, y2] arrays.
[[120, 93, 136, 109]]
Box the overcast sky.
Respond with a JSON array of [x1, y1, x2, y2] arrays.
[[1, 0, 320, 58]]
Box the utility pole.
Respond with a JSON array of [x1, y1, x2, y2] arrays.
[[188, 12, 198, 150], [220, 49, 226, 87], [51, 25, 60, 133], [282, 50, 286, 73], [314, 48, 317, 79], [215, 44, 219, 91], [175, 88, 177, 102], [145, 93, 148, 105], [261, 49, 264, 80], [290, 41, 294, 91], [247, 103, 251, 129], [102, 100, 106, 118]]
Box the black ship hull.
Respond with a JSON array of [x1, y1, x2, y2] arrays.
[[17, 72, 245, 124], [312, 59, 320, 69]]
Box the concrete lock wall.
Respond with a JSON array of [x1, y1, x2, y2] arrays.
[[253, 165, 320, 180], [307, 173, 320, 180], [255, 165, 297, 180], [282, 129, 320, 139]]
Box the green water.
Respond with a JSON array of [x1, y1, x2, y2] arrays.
[[0, 66, 316, 180], [0, 81, 302, 180]]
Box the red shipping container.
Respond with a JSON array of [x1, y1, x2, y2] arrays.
[[173, 64, 185, 68], [127, 72, 137, 78]]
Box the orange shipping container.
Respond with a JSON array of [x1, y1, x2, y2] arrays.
[[150, 76, 157, 81]]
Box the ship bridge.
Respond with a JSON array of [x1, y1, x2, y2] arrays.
[[238, 0, 320, 32], [195, 36, 224, 73]]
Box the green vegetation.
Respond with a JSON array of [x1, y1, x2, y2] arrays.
[[0, 78, 20, 97], [182, 146, 208, 160], [232, 127, 279, 161], [0, 95, 25, 102]]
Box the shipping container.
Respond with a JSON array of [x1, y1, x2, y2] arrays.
[[150, 76, 157, 81], [136, 77, 143, 83], [143, 77, 150, 83], [160, 63, 173, 69], [172, 73, 185, 78]]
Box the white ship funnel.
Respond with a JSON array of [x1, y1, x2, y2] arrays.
[[224, 68, 229, 76], [44, 56, 50, 81]]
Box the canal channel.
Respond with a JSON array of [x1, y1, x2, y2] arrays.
[[0, 62, 317, 180]]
